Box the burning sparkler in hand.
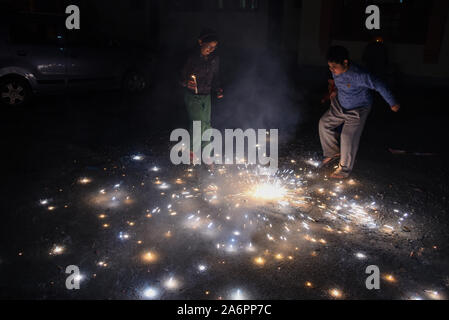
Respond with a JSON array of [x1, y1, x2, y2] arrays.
[[190, 74, 198, 94]]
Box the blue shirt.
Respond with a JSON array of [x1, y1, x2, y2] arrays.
[[333, 64, 398, 109]]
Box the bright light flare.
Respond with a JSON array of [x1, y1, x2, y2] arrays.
[[164, 277, 179, 290], [97, 261, 108, 267], [132, 155, 144, 161], [230, 288, 247, 300], [143, 287, 160, 299], [383, 274, 396, 283], [355, 252, 367, 259], [253, 257, 266, 266], [78, 177, 91, 184], [250, 183, 286, 201], [329, 289, 343, 298], [118, 232, 130, 240], [307, 159, 320, 168], [142, 251, 158, 263], [49, 245, 64, 255], [424, 290, 442, 300]]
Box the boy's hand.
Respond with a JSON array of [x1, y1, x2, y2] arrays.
[[328, 80, 337, 99], [330, 90, 337, 99], [187, 80, 197, 91], [217, 88, 224, 99], [391, 104, 400, 112]]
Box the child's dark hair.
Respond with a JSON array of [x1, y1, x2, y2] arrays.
[[199, 28, 219, 43], [326, 46, 350, 65]]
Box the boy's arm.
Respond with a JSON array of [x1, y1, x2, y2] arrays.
[[321, 79, 337, 104], [361, 73, 400, 112], [329, 79, 337, 99]]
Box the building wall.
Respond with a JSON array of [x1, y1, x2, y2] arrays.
[[297, 1, 323, 66], [280, 0, 302, 58], [158, 0, 271, 54], [91, 0, 151, 46], [297, 0, 449, 79], [91, 0, 299, 57]]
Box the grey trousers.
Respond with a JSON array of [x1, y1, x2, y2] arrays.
[[319, 98, 371, 172]]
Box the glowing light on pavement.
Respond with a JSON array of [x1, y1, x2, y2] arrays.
[[143, 287, 159, 299], [142, 251, 158, 263], [330, 289, 343, 298], [230, 288, 247, 300], [33, 155, 435, 300], [79, 177, 91, 184], [250, 183, 286, 201], [164, 277, 180, 290], [49, 245, 64, 255]]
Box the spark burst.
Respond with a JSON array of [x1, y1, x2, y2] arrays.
[[35, 154, 434, 300]]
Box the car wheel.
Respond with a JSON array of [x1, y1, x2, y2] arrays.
[[122, 71, 147, 93], [0, 76, 32, 107]]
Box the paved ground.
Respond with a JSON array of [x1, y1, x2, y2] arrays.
[[1, 59, 448, 300]]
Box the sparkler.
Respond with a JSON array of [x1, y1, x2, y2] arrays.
[[74, 274, 84, 282], [230, 288, 247, 300], [49, 245, 64, 255], [250, 182, 286, 201], [191, 74, 198, 94], [118, 232, 129, 240], [142, 251, 158, 263], [384, 274, 396, 283], [306, 158, 320, 168], [164, 277, 180, 290], [329, 289, 343, 298], [275, 253, 284, 260], [198, 264, 207, 272], [132, 155, 144, 161], [424, 290, 442, 300], [143, 287, 160, 299], [79, 177, 91, 184], [355, 252, 367, 259], [253, 256, 265, 266]]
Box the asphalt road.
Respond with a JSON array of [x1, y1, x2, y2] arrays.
[[1, 69, 448, 300]]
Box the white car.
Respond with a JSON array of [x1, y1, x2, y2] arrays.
[[0, 13, 153, 106]]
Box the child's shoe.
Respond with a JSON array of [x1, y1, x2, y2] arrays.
[[330, 166, 350, 179]]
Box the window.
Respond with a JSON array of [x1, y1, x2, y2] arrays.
[[239, 0, 259, 10], [167, 0, 204, 12], [217, 0, 259, 11], [330, 0, 432, 44]]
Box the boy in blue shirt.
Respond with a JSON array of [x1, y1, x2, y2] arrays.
[[319, 46, 400, 179]]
